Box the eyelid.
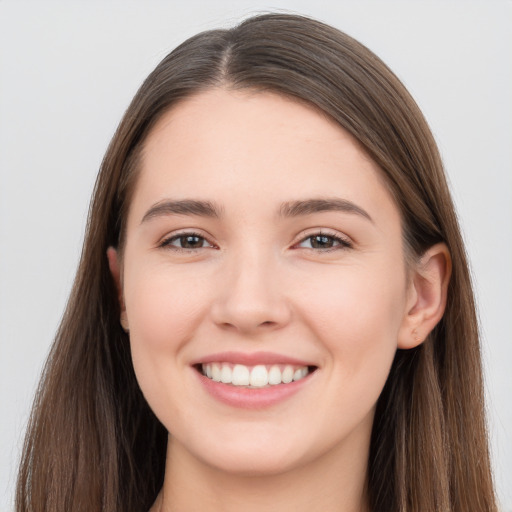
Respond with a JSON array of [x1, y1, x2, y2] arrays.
[[292, 229, 353, 250], [156, 228, 352, 253], [158, 229, 217, 251]]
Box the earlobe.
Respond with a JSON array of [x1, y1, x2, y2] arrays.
[[107, 247, 129, 331], [398, 243, 451, 349]]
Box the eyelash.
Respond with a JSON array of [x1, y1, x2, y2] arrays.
[[158, 230, 352, 253], [294, 231, 352, 252], [159, 231, 214, 253]]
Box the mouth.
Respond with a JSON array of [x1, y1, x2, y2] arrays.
[[196, 362, 317, 388], [192, 351, 318, 408]]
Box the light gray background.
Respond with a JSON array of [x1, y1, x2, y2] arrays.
[[1, 1, 510, 511]]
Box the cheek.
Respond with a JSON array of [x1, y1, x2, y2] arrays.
[[299, 261, 406, 386], [126, 263, 204, 335], [304, 262, 405, 339], [122, 264, 212, 429], [123, 265, 207, 376]]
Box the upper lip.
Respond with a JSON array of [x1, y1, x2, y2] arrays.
[[191, 351, 316, 367]]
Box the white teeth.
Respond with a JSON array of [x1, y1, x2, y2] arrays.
[[201, 362, 311, 387], [220, 364, 232, 384], [268, 365, 282, 385], [211, 363, 221, 382], [232, 364, 250, 386], [282, 365, 294, 384], [250, 365, 269, 387], [293, 368, 308, 381]]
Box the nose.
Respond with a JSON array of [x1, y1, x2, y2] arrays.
[[210, 250, 292, 335]]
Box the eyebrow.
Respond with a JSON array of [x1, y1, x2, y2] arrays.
[[140, 197, 372, 224], [141, 199, 223, 223], [278, 198, 373, 222]]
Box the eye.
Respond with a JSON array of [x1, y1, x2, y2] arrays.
[[159, 232, 214, 251], [296, 232, 351, 251]]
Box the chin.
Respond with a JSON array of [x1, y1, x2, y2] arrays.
[[174, 427, 311, 477], [201, 447, 304, 477]]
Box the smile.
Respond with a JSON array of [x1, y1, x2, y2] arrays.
[[200, 363, 312, 388], [193, 352, 318, 408]]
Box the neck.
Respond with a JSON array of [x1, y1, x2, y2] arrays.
[[153, 431, 371, 512]]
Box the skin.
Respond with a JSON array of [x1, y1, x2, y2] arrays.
[[108, 89, 450, 512]]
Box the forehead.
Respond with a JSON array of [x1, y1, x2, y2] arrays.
[[128, 88, 399, 227]]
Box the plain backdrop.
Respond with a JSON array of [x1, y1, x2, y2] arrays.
[[1, 1, 511, 510]]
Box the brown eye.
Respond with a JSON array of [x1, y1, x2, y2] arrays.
[[297, 233, 351, 251], [177, 235, 205, 249], [310, 235, 336, 249], [160, 232, 213, 251]]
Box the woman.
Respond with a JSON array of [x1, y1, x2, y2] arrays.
[[16, 13, 497, 512]]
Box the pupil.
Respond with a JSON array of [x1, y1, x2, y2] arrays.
[[182, 235, 202, 248], [312, 235, 333, 248]]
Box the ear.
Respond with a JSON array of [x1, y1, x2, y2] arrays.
[[398, 243, 451, 349], [107, 246, 129, 331]]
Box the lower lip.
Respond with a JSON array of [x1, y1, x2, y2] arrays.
[[196, 370, 313, 409]]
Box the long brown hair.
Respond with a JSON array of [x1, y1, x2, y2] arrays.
[[16, 13, 497, 512]]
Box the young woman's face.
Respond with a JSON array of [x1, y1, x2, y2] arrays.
[[116, 89, 414, 476]]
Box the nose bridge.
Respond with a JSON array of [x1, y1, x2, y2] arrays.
[[211, 239, 290, 333]]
